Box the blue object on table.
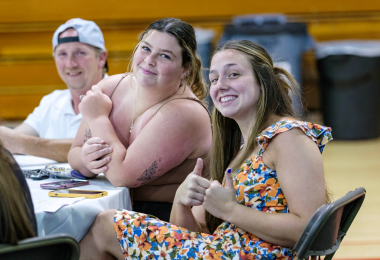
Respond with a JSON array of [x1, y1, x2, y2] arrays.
[[71, 170, 86, 180]]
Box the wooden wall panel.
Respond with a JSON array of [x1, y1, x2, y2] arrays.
[[1, 0, 380, 24], [308, 20, 380, 41], [0, 57, 131, 119], [0, 61, 61, 87], [2, 0, 380, 119], [0, 95, 47, 119]]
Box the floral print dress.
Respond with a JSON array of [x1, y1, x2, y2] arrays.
[[113, 119, 333, 260]]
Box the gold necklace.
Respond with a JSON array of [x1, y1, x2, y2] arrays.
[[130, 85, 137, 133]]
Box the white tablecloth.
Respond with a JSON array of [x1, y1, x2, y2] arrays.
[[17, 157, 132, 242]]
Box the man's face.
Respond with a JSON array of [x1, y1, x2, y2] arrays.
[[54, 28, 105, 92]]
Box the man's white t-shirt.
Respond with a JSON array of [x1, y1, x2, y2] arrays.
[[24, 89, 82, 139], [24, 74, 108, 139]]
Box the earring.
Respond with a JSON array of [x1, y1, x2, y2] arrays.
[[181, 72, 188, 79]]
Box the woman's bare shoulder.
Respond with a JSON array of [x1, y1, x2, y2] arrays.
[[147, 98, 212, 159], [97, 73, 131, 96], [271, 127, 316, 150], [162, 98, 209, 118], [267, 127, 321, 163], [156, 98, 211, 132]]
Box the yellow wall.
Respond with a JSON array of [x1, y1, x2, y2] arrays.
[[2, 0, 380, 23], [2, 0, 380, 119]]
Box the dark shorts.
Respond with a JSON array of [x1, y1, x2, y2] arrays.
[[132, 201, 173, 222]]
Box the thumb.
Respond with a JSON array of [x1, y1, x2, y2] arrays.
[[193, 158, 203, 177], [225, 168, 235, 190]]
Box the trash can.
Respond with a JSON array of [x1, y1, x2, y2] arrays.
[[219, 14, 314, 118], [316, 40, 380, 140], [195, 28, 215, 111]]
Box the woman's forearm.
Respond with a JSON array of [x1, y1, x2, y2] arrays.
[[225, 203, 307, 247], [87, 116, 129, 186], [170, 197, 202, 232]]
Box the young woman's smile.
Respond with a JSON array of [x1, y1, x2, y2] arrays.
[[209, 49, 261, 122]]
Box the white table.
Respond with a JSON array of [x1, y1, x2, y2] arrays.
[[16, 155, 132, 241]]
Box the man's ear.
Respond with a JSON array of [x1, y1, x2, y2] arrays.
[[98, 50, 108, 69]]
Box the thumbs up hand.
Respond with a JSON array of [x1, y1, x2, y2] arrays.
[[174, 158, 211, 207], [202, 168, 237, 220]]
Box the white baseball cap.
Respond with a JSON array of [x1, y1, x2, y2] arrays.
[[52, 18, 105, 51]]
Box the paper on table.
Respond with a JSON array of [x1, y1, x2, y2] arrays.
[[33, 197, 86, 213], [13, 155, 58, 167]]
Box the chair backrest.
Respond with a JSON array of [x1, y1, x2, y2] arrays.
[[0, 233, 80, 260], [293, 187, 366, 260]]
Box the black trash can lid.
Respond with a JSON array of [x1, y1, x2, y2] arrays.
[[316, 40, 380, 59], [195, 28, 215, 44], [233, 14, 287, 26], [225, 14, 308, 35]]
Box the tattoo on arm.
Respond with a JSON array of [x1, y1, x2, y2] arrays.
[[137, 157, 162, 186], [84, 128, 92, 143]]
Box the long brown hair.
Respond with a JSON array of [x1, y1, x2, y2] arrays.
[[0, 142, 35, 244], [206, 40, 298, 233], [129, 17, 208, 100]]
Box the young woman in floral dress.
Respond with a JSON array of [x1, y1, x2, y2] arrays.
[[79, 39, 333, 260]]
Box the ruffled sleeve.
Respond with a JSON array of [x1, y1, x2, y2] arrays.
[[256, 118, 333, 153]]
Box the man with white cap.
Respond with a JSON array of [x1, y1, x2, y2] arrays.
[[0, 18, 108, 162]]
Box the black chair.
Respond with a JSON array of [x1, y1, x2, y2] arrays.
[[293, 187, 366, 260], [0, 233, 80, 260]]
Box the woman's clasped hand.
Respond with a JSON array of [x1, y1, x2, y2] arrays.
[[79, 85, 112, 121], [81, 136, 112, 174]]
